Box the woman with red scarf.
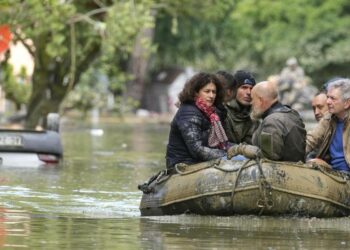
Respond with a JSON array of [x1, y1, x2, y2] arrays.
[[166, 72, 230, 170]]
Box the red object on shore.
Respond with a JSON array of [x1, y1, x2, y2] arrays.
[[0, 24, 12, 54]]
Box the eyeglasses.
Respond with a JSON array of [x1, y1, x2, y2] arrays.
[[243, 78, 255, 85]]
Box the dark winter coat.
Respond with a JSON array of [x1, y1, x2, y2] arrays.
[[252, 102, 306, 162], [166, 102, 226, 169]]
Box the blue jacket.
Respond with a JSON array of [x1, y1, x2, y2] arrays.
[[166, 102, 226, 169]]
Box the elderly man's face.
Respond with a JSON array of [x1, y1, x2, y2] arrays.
[[250, 90, 264, 121], [312, 93, 328, 122], [327, 87, 350, 120]]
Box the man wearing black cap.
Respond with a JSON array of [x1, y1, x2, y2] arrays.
[[221, 70, 259, 144]]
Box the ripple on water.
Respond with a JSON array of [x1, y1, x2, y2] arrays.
[[0, 185, 141, 218]]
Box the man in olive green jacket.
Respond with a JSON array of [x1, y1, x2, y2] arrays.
[[218, 70, 259, 144], [250, 81, 306, 162], [306, 78, 350, 173], [227, 80, 306, 162]]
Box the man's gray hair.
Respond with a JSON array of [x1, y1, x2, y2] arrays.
[[327, 78, 350, 101]]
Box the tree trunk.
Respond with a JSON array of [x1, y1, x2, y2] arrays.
[[25, 91, 63, 129], [25, 30, 100, 129], [124, 27, 154, 110], [25, 67, 66, 129]]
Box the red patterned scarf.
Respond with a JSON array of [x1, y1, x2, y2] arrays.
[[195, 97, 229, 150]]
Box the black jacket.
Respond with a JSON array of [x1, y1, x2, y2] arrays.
[[166, 102, 226, 169], [252, 102, 306, 162]]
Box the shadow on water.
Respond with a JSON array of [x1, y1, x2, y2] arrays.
[[1, 119, 350, 249]]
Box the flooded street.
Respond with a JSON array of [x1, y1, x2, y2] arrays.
[[0, 118, 350, 249]]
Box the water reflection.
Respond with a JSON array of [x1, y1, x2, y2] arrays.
[[139, 215, 350, 249], [0, 208, 30, 248]]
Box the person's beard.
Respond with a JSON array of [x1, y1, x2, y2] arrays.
[[250, 106, 263, 121]]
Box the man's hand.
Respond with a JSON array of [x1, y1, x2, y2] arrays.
[[307, 158, 332, 169], [227, 144, 261, 159], [227, 144, 240, 159]]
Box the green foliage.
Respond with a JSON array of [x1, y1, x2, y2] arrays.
[[1, 0, 75, 58], [0, 64, 31, 109], [113, 96, 140, 114], [153, 1, 235, 70], [100, 0, 155, 92], [64, 65, 139, 116], [152, 0, 350, 87], [0, 0, 156, 124], [63, 67, 104, 116], [69, 0, 155, 114], [1, 0, 350, 122], [64, 0, 156, 115]]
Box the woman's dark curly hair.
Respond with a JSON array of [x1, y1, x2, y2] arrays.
[[178, 72, 225, 106]]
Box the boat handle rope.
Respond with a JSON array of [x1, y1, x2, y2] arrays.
[[255, 158, 274, 215], [230, 158, 274, 214], [311, 164, 348, 184], [174, 159, 221, 175], [231, 159, 253, 208], [155, 170, 171, 184], [214, 160, 255, 172]]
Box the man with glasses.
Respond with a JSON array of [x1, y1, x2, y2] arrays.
[[306, 78, 350, 174], [220, 70, 259, 145]]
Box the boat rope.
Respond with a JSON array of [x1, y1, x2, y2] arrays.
[[175, 159, 221, 175], [214, 160, 255, 172], [310, 163, 348, 183], [138, 169, 170, 194], [255, 158, 273, 215], [230, 159, 251, 208], [155, 170, 171, 184]]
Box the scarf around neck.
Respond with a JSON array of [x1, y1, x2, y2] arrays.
[[195, 97, 228, 150]]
